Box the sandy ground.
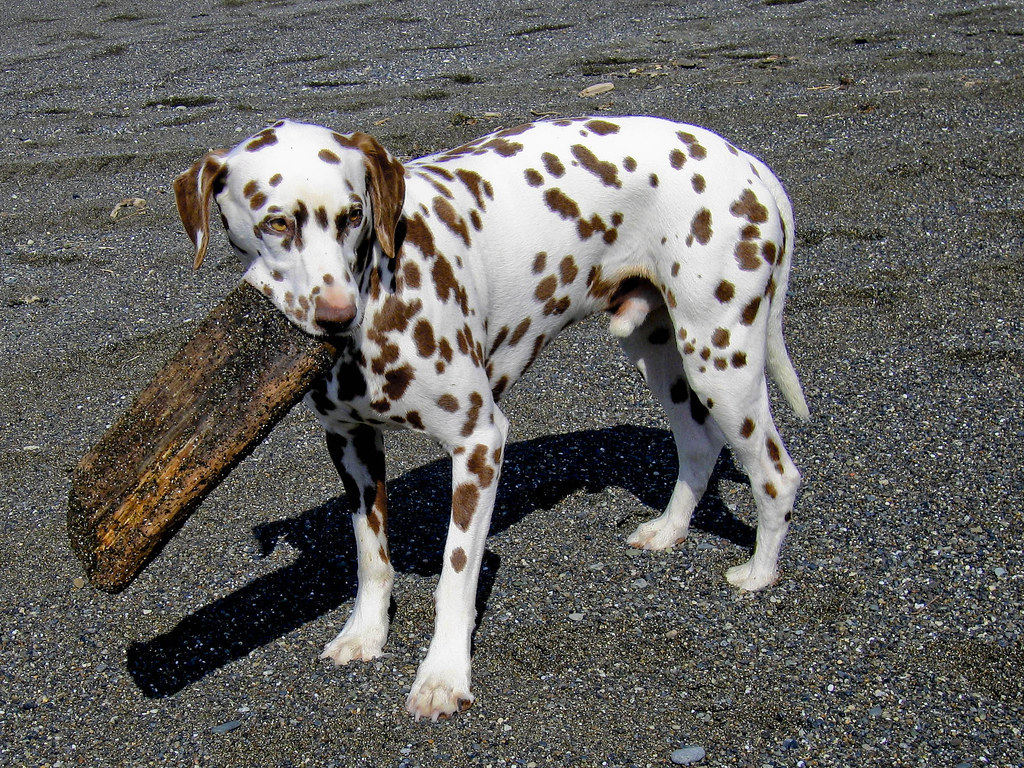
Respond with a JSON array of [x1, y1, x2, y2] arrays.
[[1, 0, 1022, 766]]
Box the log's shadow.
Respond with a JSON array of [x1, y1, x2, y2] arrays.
[[127, 425, 752, 697]]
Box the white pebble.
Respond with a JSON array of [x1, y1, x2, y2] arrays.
[[671, 745, 706, 764]]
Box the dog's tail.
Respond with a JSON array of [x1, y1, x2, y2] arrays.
[[761, 169, 810, 421]]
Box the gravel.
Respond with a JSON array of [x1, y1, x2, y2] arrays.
[[2, 0, 1022, 766]]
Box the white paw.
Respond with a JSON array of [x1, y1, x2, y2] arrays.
[[725, 560, 778, 591], [406, 668, 474, 721], [627, 518, 688, 550], [320, 627, 386, 666]]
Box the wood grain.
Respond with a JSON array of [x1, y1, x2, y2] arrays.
[[67, 282, 339, 593]]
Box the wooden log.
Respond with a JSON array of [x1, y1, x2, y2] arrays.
[[67, 282, 340, 593]]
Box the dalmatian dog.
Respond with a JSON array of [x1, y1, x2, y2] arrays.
[[174, 115, 809, 721]]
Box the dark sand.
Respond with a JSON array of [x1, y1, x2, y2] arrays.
[[1, 1, 1022, 765]]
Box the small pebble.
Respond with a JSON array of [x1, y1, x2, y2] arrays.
[[211, 720, 241, 734], [670, 745, 706, 765], [568, 612, 585, 622]]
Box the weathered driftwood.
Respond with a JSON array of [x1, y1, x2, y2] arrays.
[[67, 282, 339, 593]]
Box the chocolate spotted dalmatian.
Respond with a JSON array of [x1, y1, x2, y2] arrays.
[[174, 115, 810, 721]]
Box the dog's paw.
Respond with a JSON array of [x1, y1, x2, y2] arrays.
[[725, 560, 778, 591], [406, 669, 474, 721], [627, 517, 688, 550], [320, 627, 386, 666]]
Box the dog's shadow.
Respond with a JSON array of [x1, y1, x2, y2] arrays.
[[126, 425, 752, 697]]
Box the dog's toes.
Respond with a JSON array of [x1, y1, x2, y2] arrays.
[[725, 560, 778, 591], [626, 518, 687, 550], [320, 629, 386, 666], [406, 673, 474, 721]]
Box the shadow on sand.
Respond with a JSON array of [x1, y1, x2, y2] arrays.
[[127, 424, 753, 697]]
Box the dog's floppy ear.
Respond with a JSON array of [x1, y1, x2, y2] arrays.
[[351, 133, 406, 261], [173, 150, 228, 270]]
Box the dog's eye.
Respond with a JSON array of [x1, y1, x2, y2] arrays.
[[349, 207, 363, 227], [262, 216, 290, 234]]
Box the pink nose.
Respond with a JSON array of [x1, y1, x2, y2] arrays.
[[314, 294, 356, 334]]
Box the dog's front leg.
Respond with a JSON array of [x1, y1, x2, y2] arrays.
[[406, 407, 509, 721], [320, 424, 395, 666]]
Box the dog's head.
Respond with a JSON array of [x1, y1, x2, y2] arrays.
[[174, 120, 406, 336]]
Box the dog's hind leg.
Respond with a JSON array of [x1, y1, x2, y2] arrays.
[[320, 424, 395, 666], [671, 313, 801, 591], [616, 305, 726, 550]]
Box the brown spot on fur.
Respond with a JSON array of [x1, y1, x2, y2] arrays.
[[735, 240, 762, 271], [245, 128, 277, 152], [559, 255, 578, 285], [585, 119, 620, 135], [762, 241, 778, 264], [535, 275, 557, 301], [491, 375, 510, 401], [509, 317, 531, 345], [715, 280, 735, 303], [542, 152, 565, 178], [669, 148, 686, 169], [712, 328, 731, 348], [571, 144, 621, 188], [452, 483, 479, 531], [438, 338, 454, 362], [532, 252, 547, 274], [544, 188, 581, 220], [433, 196, 471, 247], [467, 444, 496, 487], [692, 174, 706, 193], [269, 173, 283, 186], [461, 391, 484, 437], [732, 352, 748, 368], [524, 168, 544, 187], [483, 137, 523, 157], [450, 547, 467, 573], [319, 148, 341, 164], [764, 481, 778, 499], [731, 189, 769, 223], [649, 173, 659, 187], [404, 212, 437, 258], [413, 319, 436, 357], [741, 296, 762, 325], [766, 438, 781, 463], [366, 510, 381, 535], [455, 169, 491, 209], [691, 208, 712, 245], [372, 296, 423, 334], [402, 260, 422, 289], [741, 418, 755, 438], [677, 131, 707, 160], [438, 394, 459, 412], [432, 255, 469, 314]]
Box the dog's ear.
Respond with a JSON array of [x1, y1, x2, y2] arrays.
[[173, 150, 228, 270], [351, 133, 406, 261]]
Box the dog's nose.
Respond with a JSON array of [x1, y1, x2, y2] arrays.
[[314, 296, 356, 335]]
